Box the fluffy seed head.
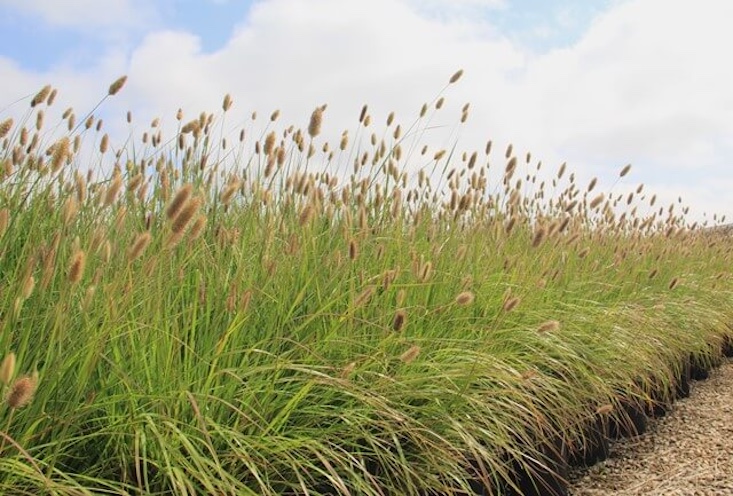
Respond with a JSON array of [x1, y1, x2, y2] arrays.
[[589, 193, 605, 210], [172, 197, 201, 234], [340, 361, 357, 379], [165, 231, 185, 249], [449, 69, 464, 84], [503, 296, 521, 312], [531, 226, 546, 248], [188, 214, 207, 241], [222, 94, 233, 111], [103, 173, 123, 207], [68, 250, 86, 284], [298, 204, 314, 226], [50, 137, 70, 173], [308, 106, 324, 138], [128, 232, 152, 262], [6, 373, 38, 409], [555, 161, 566, 179], [108, 75, 128, 96], [392, 309, 407, 332], [339, 132, 349, 151], [668, 277, 679, 290], [420, 261, 433, 282], [537, 320, 560, 333], [0, 353, 16, 385], [348, 238, 359, 261], [127, 173, 143, 193], [619, 164, 632, 177], [0, 208, 9, 237], [504, 218, 517, 239], [220, 182, 240, 205], [400, 345, 421, 364], [353, 285, 375, 308], [0, 118, 13, 138], [166, 184, 193, 220], [99, 134, 109, 154], [30, 85, 52, 107], [455, 291, 475, 306], [21, 275, 35, 300]]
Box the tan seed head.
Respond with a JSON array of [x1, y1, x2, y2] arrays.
[[537, 320, 560, 333], [392, 309, 407, 332], [50, 137, 70, 173], [222, 93, 233, 112], [502, 296, 521, 313], [128, 232, 152, 262], [0, 208, 10, 238], [108, 75, 128, 96], [531, 226, 546, 248], [172, 197, 201, 234], [0, 353, 16, 385], [400, 345, 421, 364], [188, 214, 208, 241], [308, 106, 324, 138], [449, 69, 464, 84], [455, 291, 475, 306], [68, 250, 86, 284], [30, 85, 52, 107], [0, 118, 14, 138], [166, 184, 193, 220], [6, 373, 38, 409], [589, 194, 605, 210], [340, 361, 357, 379]]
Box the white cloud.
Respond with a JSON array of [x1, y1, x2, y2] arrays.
[[1, 0, 732, 222]]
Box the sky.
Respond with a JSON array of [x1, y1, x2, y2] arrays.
[[1, 0, 731, 225]]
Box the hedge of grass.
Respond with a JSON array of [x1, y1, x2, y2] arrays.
[[0, 73, 731, 495]]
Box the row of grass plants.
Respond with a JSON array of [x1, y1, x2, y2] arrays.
[[1, 72, 732, 495]]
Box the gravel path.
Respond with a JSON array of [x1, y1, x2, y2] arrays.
[[568, 358, 733, 496]]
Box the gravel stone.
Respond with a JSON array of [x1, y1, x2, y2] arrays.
[[568, 358, 733, 495]]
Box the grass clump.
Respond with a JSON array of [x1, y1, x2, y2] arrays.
[[0, 73, 731, 495]]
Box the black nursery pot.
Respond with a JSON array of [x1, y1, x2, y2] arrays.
[[461, 458, 505, 496], [644, 383, 672, 419], [721, 335, 733, 358], [674, 359, 691, 399], [502, 435, 569, 496], [689, 353, 711, 381], [567, 414, 610, 468], [608, 397, 647, 439]]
